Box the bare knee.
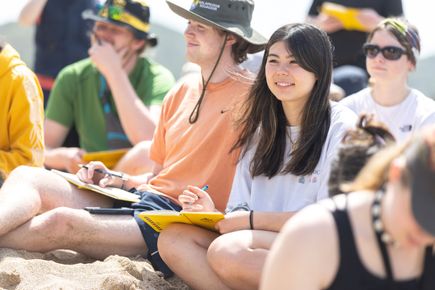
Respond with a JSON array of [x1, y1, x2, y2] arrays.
[[34, 207, 84, 244], [159, 224, 216, 264], [208, 235, 246, 280], [5, 166, 48, 187], [158, 224, 191, 262]]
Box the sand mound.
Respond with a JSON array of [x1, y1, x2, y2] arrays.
[[0, 248, 189, 290]]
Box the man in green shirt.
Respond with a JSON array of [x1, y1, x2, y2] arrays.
[[44, 0, 175, 174]]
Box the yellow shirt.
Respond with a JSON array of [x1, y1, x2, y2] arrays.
[[0, 44, 44, 179]]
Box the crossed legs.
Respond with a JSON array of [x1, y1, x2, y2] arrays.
[[158, 224, 277, 290], [0, 207, 147, 258], [208, 230, 277, 290], [0, 166, 147, 258]]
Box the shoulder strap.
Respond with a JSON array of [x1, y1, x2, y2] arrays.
[[373, 229, 394, 285], [331, 197, 363, 277], [420, 246, 435, 290], [370, 192, 394, 287]]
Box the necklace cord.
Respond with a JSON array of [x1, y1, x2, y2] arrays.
[[189, 33, 229, 124]]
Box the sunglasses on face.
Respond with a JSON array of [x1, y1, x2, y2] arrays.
[[363, 44, 408, 61]]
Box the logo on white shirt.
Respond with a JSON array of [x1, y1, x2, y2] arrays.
[[298, 170, 319, 184]]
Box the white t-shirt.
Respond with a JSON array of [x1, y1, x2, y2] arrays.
[[340, 88, 435, 142], [225, 102, 357, 213]]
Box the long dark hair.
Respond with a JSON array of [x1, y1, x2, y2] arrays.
[[232, 23, 333, 178]]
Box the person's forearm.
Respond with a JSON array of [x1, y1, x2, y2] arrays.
[[251, 211, 297, 232], [19, 0, 48, 26], [123, 172, 155, 189], [105, 70, 157, 144], [44, 147, 69, 170]]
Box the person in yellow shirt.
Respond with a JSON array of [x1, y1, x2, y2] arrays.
[[0, 42, 44, 185]]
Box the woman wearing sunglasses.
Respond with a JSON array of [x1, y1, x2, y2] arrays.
[[341, 18, 435, 142]]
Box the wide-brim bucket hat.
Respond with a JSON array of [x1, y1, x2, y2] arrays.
[[83, 0, 157, 47], [166, 0, 267, 53]]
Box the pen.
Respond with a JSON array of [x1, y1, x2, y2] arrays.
[[201, 185, 209, 191], [79, 164, 124, 179]]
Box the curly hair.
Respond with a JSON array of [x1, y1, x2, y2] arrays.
[[328, 114, 395, 196]]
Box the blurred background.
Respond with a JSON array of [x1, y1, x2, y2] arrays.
[[1, 0, 434, 97]]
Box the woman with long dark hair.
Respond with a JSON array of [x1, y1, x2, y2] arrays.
[[158, 23, 357, 290]]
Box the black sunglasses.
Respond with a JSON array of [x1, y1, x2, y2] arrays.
[[363, 44, 407, 61]]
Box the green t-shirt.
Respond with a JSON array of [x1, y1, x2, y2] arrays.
[[46, 57, 175, 152]]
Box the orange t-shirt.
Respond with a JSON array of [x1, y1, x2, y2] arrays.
[[148, 73, 252, 211]]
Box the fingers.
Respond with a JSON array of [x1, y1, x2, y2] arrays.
[[67, 148, 86, 173], [89, 42, 123, 75], [85, 161, 106, 179], [76, 167, 91, 183], [179, 190, 197, 211], [187, 185, 209, 198], [76, 161, 108, 184], [99, 175, 114, 188], [179, 189, 199, 202], [178, 194, 197, 205]]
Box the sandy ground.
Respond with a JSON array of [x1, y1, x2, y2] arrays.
[[0, 248, 190, 290]]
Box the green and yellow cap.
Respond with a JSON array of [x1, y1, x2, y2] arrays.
[[83, 0, 157, 46]]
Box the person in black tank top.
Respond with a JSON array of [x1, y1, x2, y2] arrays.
[[261, 126, 435, 290]]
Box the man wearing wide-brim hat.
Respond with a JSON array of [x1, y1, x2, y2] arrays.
[[0, 0, 265, 282], [154, 0, 269, 283], [44, 0, 175, 174]]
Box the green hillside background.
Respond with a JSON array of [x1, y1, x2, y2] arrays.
[[0, 21, 187, 79], [1, 21, 434, 98]]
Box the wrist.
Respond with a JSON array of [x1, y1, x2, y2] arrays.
[[119, 172, 129, 190]]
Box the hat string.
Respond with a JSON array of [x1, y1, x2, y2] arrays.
[[189, 33, 229, 124]]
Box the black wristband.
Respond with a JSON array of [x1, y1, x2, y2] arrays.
[[249, 210, 254, 230], [119, 172, 128, 190]]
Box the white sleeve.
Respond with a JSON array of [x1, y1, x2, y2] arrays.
[[316, 106, 358, 201], [225, 150, 253, 213], [419, 112, 435, 129], [339, 94, 358, 113]]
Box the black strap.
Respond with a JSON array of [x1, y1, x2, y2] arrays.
[[371, 195, 394, 286], [374, 227, 394, 285], [188, 33, 228, 124], [419, 246, 434, 290], [331, 197, 362, 274]]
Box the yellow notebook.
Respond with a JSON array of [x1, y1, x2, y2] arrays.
[[82, 148, 129, 169], [138, 211, 225, 232], [321, 2, 366, 32], [51, 169, 140, 203]]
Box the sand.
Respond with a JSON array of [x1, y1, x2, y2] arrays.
[[0, 248, 190, 290]]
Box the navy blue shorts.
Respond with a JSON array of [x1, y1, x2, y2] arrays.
[[114, 190, 181, 278]]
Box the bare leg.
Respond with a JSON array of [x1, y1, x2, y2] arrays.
[[0, 166, 113, 237], [207, 230, 278, 290], [114, 141, 153, 175], [158, 224, 230, 290], [0, 207, 147, 258]]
